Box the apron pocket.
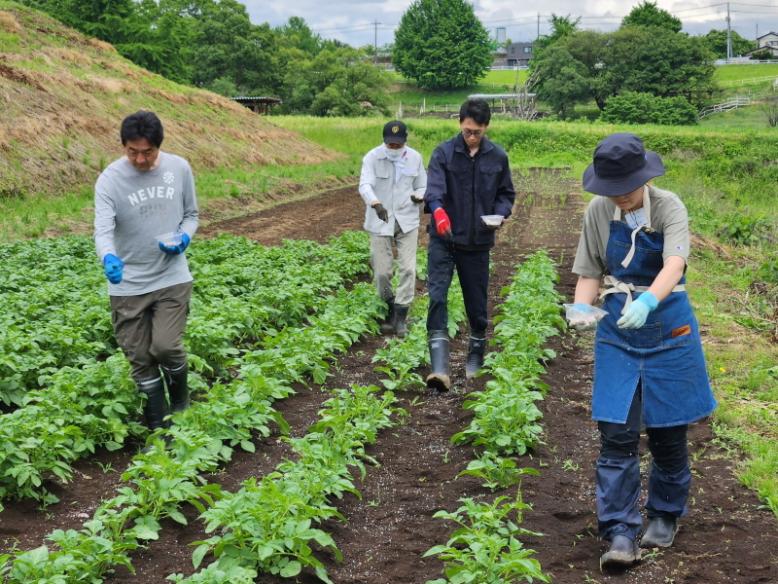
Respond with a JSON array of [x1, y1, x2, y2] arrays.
[[620, 321, 663, 349]]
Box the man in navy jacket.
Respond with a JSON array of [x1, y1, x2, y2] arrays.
[[424, 99, 516, 391]]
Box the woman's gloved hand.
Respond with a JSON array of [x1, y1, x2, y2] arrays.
[[564, 303, 606, 330], [617, 291, 659, 329]]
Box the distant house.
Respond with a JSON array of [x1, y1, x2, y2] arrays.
[[750, 31, 778, 57], [493, 41, 533, 67]]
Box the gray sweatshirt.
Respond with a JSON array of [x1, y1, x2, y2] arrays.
[[94, 152, 199, 296]]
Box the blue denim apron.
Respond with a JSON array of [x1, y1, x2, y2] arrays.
[[593, 205, 717, 428]]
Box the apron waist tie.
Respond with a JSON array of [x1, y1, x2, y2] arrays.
[[601, 275, 686, 315]]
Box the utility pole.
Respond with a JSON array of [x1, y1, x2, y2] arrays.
[[726, 2, 732, 61], [537, 12, 540, 40], [373, 20, 380, 65]]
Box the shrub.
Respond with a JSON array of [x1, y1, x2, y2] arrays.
[[601, 91, 698, 125]]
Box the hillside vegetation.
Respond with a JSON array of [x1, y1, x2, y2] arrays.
[[0, 1, 335, 202]]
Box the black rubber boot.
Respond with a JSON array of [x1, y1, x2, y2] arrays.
[[138, 376, 170, 431], [380, 298, 396, 335], [640, 516, 678, 548], [600, 534, 641, 570], [162, 362, 190, 413], [465, 335, 487, 379], [426, 330, 451, 392], [393, 304, 410, 338]]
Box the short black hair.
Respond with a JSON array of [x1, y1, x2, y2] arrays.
[[120, 111, 164, 147], [459, 99, 491, 125]]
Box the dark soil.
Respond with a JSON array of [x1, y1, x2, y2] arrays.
[[1, 174, 775, 584]]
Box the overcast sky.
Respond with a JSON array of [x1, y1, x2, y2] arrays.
[[243, 1, 777, 47]]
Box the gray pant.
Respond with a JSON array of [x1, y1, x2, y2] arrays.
[[370, 225, 418, 306], [110, 282, 192, 382]]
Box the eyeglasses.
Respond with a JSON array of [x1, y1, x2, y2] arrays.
[[462, 129, 484, 138], [126, 147, 158, 159]]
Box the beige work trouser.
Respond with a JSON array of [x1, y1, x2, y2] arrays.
[[370, 224, 418, 306]]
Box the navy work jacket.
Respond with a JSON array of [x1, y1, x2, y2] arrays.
[[424, 133, 516, 250]]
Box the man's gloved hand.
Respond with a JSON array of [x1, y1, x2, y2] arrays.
[[411, 194, 424, 205], [617, 291, 659, 329], [372, 203, 389, 222], [159, 232, 191, 255], [433, 208, 452, 237], [103, 254, 124, 284]]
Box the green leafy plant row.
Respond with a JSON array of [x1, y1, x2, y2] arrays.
[[373, 264, 466, 392], [1, 282, 385, 583], [162, 250, 466, 582], [0, 233, 371, 506], [167, 385, 398, 584], [425, 251, 564, 584], [0, 232, 371, 406], [452, 252, 565, 457]]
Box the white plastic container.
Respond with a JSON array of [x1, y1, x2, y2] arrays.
[[155, 232, 183, 247], [481, 214, 504, 228]]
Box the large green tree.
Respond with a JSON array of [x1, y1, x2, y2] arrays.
[[600, 27, 715, 107], [532, 13, 581, 59], [531, 45, 591, 119], [532, 25, 715, 119], [393, 0, 492, 89], [280, 46, 389, 116], [703, 29, 757, 58], [621, 1, 682, 32]]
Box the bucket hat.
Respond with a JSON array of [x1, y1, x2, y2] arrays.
[[582, 133, 664, 196]]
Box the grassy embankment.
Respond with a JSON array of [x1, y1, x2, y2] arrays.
[[275, 116, 778, 515], [0, 1, 355, 239]]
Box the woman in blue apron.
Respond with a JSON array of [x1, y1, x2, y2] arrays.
[[567, 133, 717, 570]]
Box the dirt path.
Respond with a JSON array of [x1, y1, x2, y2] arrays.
[[2, 173, 775, 583]]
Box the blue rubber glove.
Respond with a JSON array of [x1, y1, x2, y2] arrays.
[[159, 232, 190, 255], [103, 254, 124, 284], [617, 291, 659, 329]]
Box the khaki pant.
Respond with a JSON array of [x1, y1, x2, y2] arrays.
[[110, 282, 192, 382], [370, 225, 418, 306]]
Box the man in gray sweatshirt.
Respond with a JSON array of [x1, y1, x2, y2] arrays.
[[94, 110, 199, 434]]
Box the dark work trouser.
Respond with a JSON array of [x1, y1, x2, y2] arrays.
[[110, 282, 192, 383], [426, 236, 489, 335], [597, 382, 690, 541]]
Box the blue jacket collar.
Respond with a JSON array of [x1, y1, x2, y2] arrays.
[[453, 132, 495, 156]]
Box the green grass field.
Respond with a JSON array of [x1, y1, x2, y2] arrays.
[[713, 63, 778, 85]]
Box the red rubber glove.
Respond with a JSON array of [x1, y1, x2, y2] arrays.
[[433, 208, 452, 237]]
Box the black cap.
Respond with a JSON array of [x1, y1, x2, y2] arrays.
[[383, 120, 408, 145], [582, 133, 665, 197]]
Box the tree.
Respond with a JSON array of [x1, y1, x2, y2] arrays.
[[532, 45, 591, 119], [601, 91, 698, 125], [277, 16, 323, 54], [280, 46, 390, 116], [532, 13, 580, 59], [598, 26, 715, 107], [393, 0, 492, 89], [703, 29, 757, 58], [621, 1, 682, 33]]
